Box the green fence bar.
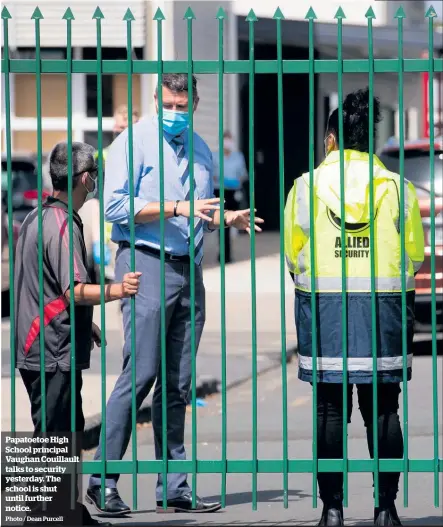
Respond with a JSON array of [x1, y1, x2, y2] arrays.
[[153, 6, 169, 511], [123, 7, 138, 510], [335, 6, 349, 508], [426, 5, 440, 509], [306, 6, 318, 509], [92, 5, 108, 510], [2, 6, 15, 433], [274, 6, 289, 510], [246, 8, 259, 511], [31, 6, 47, 433], [184, 6, 198, 508], [216, 6, 229, 509], [366, 7, 380, 509], [395, 5, 409, 507], [63, 6, 77, 510]]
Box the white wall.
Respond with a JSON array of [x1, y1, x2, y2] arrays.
[[1, 1, 146, 48], [232, 0, 390, 26]]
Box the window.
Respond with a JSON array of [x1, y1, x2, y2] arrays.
[[86, 75, 114, 118], [13, 48, 67, 60], [83, 131, 114, 151], [84, 47, 143, 118]]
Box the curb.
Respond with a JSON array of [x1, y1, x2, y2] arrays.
[[82, 347, 296, 451]]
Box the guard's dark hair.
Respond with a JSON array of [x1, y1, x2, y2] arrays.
[[326, 87, 382, 153], [157, 73, 198, 101], [49, 142, 97, 191]]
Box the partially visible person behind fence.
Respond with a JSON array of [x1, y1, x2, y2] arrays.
[[86, 73, 263, 516], [14, 141, 141, 526], [80, 105, 141, 284], [212, 130, 249, 263], [284, 88, 424, 527]]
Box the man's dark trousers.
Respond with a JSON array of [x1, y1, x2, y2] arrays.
[[20, 368, 85, 521], [91, 246, 205, 500]]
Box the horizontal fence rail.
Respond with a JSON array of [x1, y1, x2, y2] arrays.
[[1, 3, 442, 514]]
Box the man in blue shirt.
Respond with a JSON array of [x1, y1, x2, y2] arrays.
[[86, 74, 263, 516], [213, 130, 249, 263]]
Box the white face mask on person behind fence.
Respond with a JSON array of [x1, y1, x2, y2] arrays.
[[84, 172, 97, 201]]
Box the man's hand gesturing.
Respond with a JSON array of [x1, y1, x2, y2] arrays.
[[176, 198, 220, 222], [224, 209, 264, 234]]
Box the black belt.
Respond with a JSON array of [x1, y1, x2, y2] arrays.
[[120, 241, 190, 263]]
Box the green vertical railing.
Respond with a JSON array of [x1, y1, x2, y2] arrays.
[[123, 7, 138, 510], [366, 7, 380, 508], [216, 6, 228, 509], [1, 4, 443, 517], [183, 6, 198, 508], [426, 4, 440, 509], [246, 8, 259, 511], [274, 6, 289, 510], [31, 6, 47, 433], [1, 6, 15, 434], [153, 5, 169, 511], [63, 6, 77, 511], [395, 5, 409, 507], [335, 6, 349, 508], [306, 6, 318, 509]]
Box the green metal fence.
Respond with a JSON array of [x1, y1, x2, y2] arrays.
[[2, 3, 442, 513]]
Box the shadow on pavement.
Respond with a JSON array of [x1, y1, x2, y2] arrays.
[[347, 516, 443, 526], [203, 489, 309, 506], [115, 522, 195, 527]]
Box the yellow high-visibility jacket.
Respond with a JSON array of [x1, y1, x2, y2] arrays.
[[284, 149, 425, 384]]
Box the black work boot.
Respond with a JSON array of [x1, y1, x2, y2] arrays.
[[374, 503, 402, 526], [317, 504, 344, 526]]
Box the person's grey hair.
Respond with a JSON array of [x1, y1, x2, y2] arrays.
[[49, 141, 97, 192], [155, 73, 198, 101]]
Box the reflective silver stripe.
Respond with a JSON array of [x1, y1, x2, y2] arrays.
[[298, 354, 413, 372], [294, 274, 415, 292], [286, 255, 295, 273]]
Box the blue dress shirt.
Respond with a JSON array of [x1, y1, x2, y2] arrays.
[[104, 117, 214, 256]]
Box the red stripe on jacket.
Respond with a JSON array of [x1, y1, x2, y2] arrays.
[[24, 296, 68, 355]]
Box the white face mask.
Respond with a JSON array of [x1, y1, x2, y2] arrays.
[[84, 172, 97, 201], [223, 138, 234, 152]]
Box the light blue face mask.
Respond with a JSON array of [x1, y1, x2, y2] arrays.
[[162, 109, 189, 136]]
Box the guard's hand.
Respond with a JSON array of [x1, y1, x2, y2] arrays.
[[177, 198, 221, 222], [121, 271, 142, 298], [91, 322, 106, 350], [224, 209, 264, 234]]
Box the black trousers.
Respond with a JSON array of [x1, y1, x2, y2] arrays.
[[214, 189, 238, 263], [20, 368, 89, 524], [317, 383, 403, 508]]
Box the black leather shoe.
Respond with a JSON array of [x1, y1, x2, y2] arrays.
[[86, 486, 130, 517], [317, 506, 344, 526], [374, 505, 402, 526], [156, 492, 221, 513]]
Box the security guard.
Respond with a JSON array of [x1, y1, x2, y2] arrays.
[[284, 88, 424, 526]]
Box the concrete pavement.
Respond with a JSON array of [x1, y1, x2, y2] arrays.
[[1, 232, 297, 437], [81, 354, 443, 525]]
